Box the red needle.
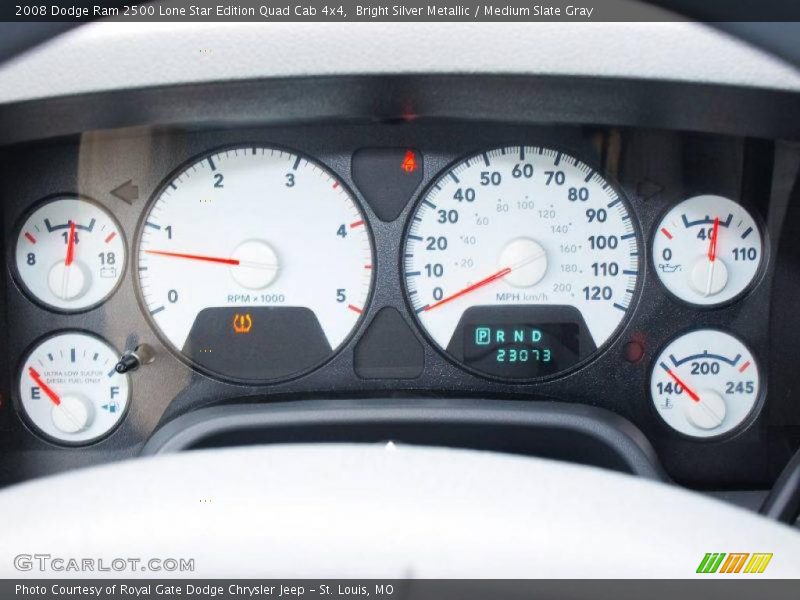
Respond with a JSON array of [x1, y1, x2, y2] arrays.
[[64, 220, 76, 266], [28, 367, 61, 406], [666, 369, 700, 403], [707, 216, 720, 262], [424, 267, 512, 312], [145, 250, 240, 266]]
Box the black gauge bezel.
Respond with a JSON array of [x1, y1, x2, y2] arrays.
[[646, 327, 766, 442], [133, 143, 377, 385], [8, 193, 129, 315], [14, 329, 132, 447], [649, 194, 770, 310], [400, 143, 644, 384]]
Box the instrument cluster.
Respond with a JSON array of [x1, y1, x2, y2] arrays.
[[0, 120, 797, 489]]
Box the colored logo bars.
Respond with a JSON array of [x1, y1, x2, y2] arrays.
[[696, 552, 773, 574]]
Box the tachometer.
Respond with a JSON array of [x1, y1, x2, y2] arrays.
[[137, 146, 374, 382], [403, 145, 639, 380]]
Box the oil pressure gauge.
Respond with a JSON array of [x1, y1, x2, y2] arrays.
[[650, 329, 761, 439], [652, 195, 763, 306], [14, 196, 126, 312], [19, 332, 130, 445]]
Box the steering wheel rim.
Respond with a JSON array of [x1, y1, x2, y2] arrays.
[[1, 443, 799, 578]]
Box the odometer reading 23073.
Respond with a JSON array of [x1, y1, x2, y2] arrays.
[[403, 146, 639, 380], [137, 146, 373, 383]]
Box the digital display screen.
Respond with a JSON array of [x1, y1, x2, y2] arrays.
[[463, 323, 582, 378], [446, 305, 596, 379]]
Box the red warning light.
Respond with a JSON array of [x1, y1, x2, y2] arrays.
[[401, 150, 418, 173]]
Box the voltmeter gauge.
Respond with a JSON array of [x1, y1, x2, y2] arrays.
[[650, 330, 761, 439], [14, 196, 126, 312], [652, 195, 763, 306], [19, 332, 130, 445]]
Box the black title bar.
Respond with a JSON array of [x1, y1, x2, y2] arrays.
[[4, 0, 800, 22]]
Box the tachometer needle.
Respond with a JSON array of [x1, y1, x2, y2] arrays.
[[28, 367, 61, 406], [424, 267, 512, 312], [145, 250, 241, 266], [64, 220, 76, 266], [666, 369, 700, 403]]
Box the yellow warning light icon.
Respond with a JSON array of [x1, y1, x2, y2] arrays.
[[233, 313, 253, 334]]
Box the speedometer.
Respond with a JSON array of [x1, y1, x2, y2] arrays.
[[137, 146, 374, 383], [403, 145, 639, 380]]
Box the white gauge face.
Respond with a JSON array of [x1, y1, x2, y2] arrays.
[[137, 146, 373, 382], [404, 145, 639, 380], [652, 195, 763, 306], [650, 330, 760, 438], [19, 332, 130, 445], [14, 197, 126, 311]]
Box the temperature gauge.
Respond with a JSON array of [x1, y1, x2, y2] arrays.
[[19, 332, 130, 445], [650, 329, 761, 439], [652, 195, 762, 306], [14, 196, 126, 312]]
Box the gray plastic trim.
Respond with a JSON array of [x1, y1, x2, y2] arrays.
[[761, 445, 800, 523], [1, 75, 799, 148], [141, 399, 669, 481], [0, 21, 799, 107]]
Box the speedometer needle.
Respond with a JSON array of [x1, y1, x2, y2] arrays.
[[145, 250, 241, 266], [422, 245, 547, 312], [665, 369, 700, 403], [424, 267, 512, 312]]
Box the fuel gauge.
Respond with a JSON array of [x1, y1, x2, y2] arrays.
[[14, 196, 126, 312], [19, 332, 130, 445], [650, 329, 761, 439]]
